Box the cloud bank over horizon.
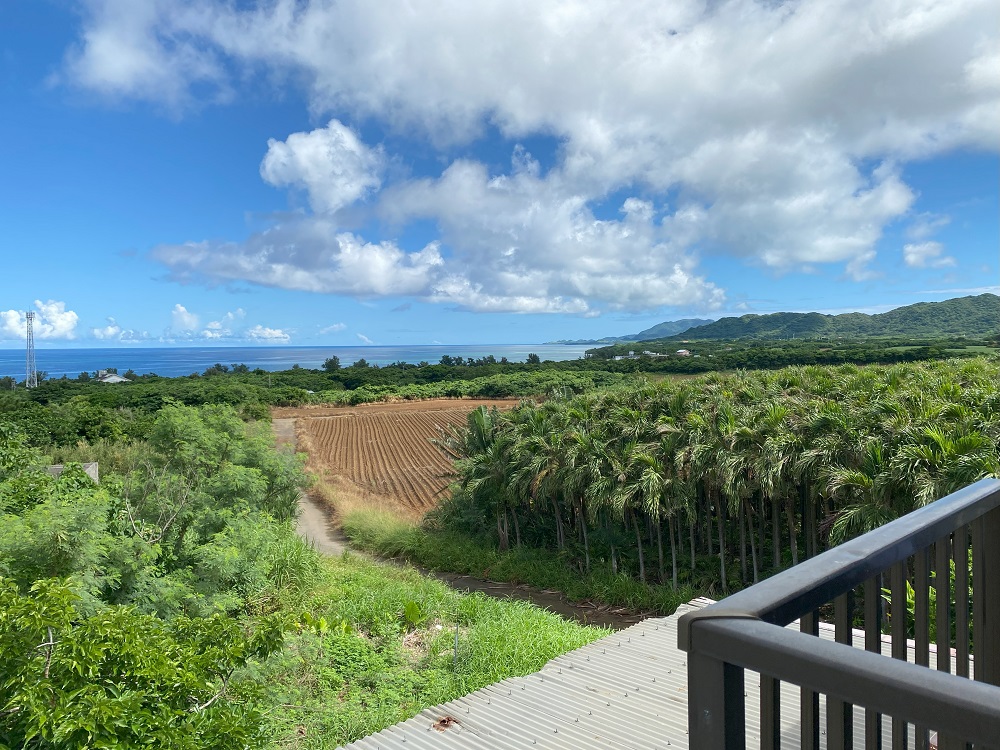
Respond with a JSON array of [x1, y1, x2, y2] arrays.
[[60, 0, 1000, 321]]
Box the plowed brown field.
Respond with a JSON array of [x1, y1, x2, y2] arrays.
[[281, 399, 519, 517]]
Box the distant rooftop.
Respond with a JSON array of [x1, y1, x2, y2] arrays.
[[46, 462, 99, 483]]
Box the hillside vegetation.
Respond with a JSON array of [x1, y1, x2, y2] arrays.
[[0, 403, 310, 748], [671, 293, 999, 340], [0, 394, 607, 747]]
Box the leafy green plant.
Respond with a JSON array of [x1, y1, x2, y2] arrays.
[[0, 578, 287, 749], [403, 599, 428, 629]]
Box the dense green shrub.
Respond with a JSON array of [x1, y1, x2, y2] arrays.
[[0, 579, 286, 749]]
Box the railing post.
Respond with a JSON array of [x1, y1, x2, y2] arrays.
[[800, 610, 821, 750], [760, 674, 781, 750], [828, 592, 854, 749], [688, 649, 746, 750], [864, 575, 884, 750], [890, 561, 909, 750], [914, 548, 930, 750], [978, 506, 1000, 686]]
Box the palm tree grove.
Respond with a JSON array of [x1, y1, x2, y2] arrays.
[[436, 357, 1000, 597]]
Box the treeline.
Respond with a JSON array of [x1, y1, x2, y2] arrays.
[[0, 368, 626, 447], [3, 337, 991, 449], [434, 357, 1000, 594], [587, 335, 997, 365], [307, 369, 624, 405], [0, 403, 314, 747]]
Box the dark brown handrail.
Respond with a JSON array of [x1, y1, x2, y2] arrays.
[[678, 477, 1000, 749]]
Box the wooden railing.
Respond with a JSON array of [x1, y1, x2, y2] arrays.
[[678, 477, 1000, 749]]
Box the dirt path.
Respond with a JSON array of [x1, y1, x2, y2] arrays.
[[272, 418, 350, 556], [430, 572, 647, 629]]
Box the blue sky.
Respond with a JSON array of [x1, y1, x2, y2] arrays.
[[1, 0, 997, 348]]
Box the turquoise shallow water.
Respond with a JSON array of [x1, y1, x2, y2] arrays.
[[0, 344, 592, 380]]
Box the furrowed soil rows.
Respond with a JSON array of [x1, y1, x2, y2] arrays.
[[283, 399, 519, 517]]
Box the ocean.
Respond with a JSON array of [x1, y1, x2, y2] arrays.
[[0, 344, 593, 380]]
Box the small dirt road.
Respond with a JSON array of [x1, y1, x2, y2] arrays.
[[272, 417, 349, 556]]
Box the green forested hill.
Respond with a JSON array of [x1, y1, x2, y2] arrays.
[[676, 294, 999, 340], [620, 317, 714, 341], [546, 317, 712, 344]]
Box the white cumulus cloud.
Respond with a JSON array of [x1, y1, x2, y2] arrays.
[[1, 300, 79, 340], [201, 307, 246, 338], [59, 0, 227, 109], [261, 120, 383, 214], [903, 241, 957, 268], [247, 324, 290, 342], [67, 0, 1000, 313], [91, 318, 149, 342], [91, 319, 122, 339], [153, 224, 445, 297], [383, 153, 726, 312], [320, 322, 347, 334], [171, 303, 199, 331]]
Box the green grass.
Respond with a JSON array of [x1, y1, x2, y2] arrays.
[[341, 507, 698, 615], [247, 552, 608, 748], [945, 346, 999, 354]]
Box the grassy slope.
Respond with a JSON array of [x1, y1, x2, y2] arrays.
[[247, 552, 607, 748], [341, 507, 699, 615]]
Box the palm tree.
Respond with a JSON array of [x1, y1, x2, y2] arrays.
[[826, 440, 905, 544], [899, 426, 998, 508], [636, 441, 687, 589], [564, 422, 602, 574], [757, 403, 805, 566], [437, 406, 518, 549]]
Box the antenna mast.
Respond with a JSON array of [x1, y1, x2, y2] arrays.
[[25, 311, 37, 388]]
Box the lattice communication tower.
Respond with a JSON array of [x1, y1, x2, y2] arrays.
[[25, 311, 37, 388]]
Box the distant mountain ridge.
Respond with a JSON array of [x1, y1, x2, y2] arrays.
[[546, 318, 713, 344], [676, 294, 1000, 340], [620, 318, 715, 341]]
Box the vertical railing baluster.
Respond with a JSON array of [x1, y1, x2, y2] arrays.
[[979, 506, 1000, 686], [955, 526, 970, 680], [935, 536, 962, 750], [972, 516, 985, 684], [865, 575, 883, 750], [970, 508, 1000, 750], [800, 610, 820, 750], [760, 675, 780, 750], [688, 650, 747, 750], [828, 592, 854, 749], [935, 537, 952, 674], [890, 561, 908, 750], [914, 547, 930, 750]]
